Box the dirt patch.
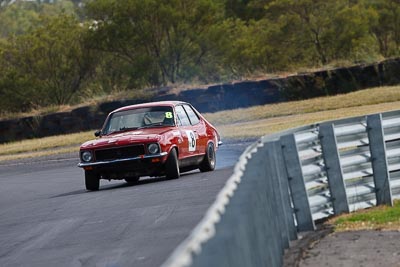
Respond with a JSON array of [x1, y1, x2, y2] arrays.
[[283, 225, 333, 267]]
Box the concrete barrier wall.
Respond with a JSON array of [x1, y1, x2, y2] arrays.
[[1, 58, 400, 143], [162, 142, 296, 267]]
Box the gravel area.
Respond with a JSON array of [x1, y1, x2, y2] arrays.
[[284, 226, 400, 267]]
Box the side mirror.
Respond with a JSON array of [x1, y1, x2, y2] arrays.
[[94, 130, 101, 137]]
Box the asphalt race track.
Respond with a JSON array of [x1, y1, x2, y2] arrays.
[[0, 140, 253, 267]]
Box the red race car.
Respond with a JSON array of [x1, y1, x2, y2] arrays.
[[78, 101, 222, 191]]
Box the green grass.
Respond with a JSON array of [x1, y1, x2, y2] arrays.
[[212, 100, 400, 139], [0, 131, 93, 156], [330, 200, 400, 231], [205, 85, 400, 125], [0, 132, 93, 161]]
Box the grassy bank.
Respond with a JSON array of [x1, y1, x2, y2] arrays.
[[329, 200, 400, 231], [206, 85, 400, 125], [0, 132, 93, 161], [216, 100, 400, 139], [1, 85, 399, 161]]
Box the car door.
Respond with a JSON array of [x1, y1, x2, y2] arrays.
[[182, 104, 206, 155], [174, 105, 199, 159]]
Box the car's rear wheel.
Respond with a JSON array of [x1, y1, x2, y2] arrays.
[[165, 149, 180, 179], [85, 170, 100, 191], [125, 176, 140, 184], [199, 142, 216, 172]]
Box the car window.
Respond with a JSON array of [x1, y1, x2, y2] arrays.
[[183, 105, 200, 125], [175, 105, 191, 126], [103, 106, 175, 134]]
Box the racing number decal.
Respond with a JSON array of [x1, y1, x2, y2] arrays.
[[186, 130, 196, 152], [165, 112, 173, 119]]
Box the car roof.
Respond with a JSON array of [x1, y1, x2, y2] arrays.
[[112, 101, 188, 113]]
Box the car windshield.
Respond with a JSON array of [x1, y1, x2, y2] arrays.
[[103, 106, 175, 135]]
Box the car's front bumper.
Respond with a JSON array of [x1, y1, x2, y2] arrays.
[[77, 152, 168, 168], [78, 152, 168, 178]]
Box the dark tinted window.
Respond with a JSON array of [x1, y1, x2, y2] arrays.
[[183, 105, 200, 125], [175, 105, 191, 126]]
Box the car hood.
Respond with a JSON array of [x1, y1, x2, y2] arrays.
[[80, 127, 173, 150]]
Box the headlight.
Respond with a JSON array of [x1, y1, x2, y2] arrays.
[[81, 151, 93, 162], [147, 143, 160, 154]]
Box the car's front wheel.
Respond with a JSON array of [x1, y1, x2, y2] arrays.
[[199, 142, 216, 172], [85, 170, 100, 191], [165, 149, 180, 179]]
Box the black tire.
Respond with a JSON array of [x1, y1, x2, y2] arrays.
[[165, 149, 180, 179], [125, 176, 140, 184], [85, 170, 100, 191], [199, 143, 216, 172]]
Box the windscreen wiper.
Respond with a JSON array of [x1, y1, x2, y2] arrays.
[[136, 123, 165, 130], [119, 126, 138, 131]]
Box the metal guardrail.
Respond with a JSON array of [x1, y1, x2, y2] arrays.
[[162, 109, 400, 267]]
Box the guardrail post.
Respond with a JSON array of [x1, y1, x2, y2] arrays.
[[265, 141, 297, 242], [319, 123, 350, 215], [280, 134, 315, 231], [367, 114, 393, 206]]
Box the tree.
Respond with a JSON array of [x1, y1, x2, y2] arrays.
[[0, 0, 77, 39], [85, 0, 227, 85], [224, 0, 267, 21], [0, 2, 40, 39], [368, 0, 400, 57], [328, 3, 378, 62], [211, 18, 290, 77], [0, 14, 97, 111], [264, 0, 378, 65]]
